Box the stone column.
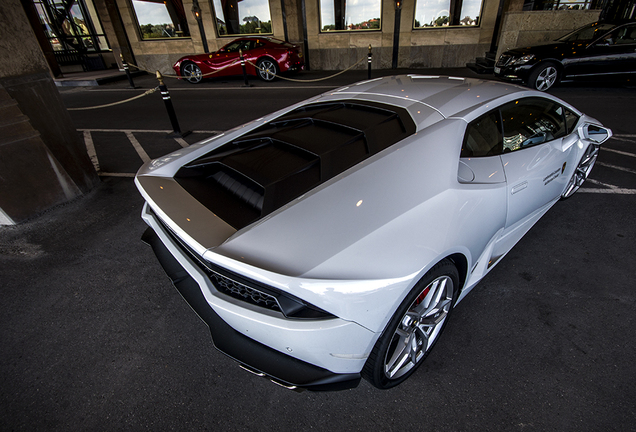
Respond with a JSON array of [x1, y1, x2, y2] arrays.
[[0, 0, 99, 225]]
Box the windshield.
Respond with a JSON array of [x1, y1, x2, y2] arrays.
[[557, 22, 615, 42]]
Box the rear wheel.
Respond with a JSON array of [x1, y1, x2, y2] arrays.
[[256, 58, 278, 81], [181, 62, 202, 84], [362, 259, 459, 389], [528, 63, 559, 91]]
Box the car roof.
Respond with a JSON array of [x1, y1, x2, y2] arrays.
[[320, 75, 529, 127]]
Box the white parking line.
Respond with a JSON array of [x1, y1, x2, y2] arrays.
[[596, 161, 636, 175], [610, 136, 636, 143], [583, 179, 636, 195], [125, 132, 151, 163], [174, 137, 189, 148], [83, 130, 100, 172], [581, 188, 636, 195], [587, 178, 618, 189], [602, 147, 636, 158]]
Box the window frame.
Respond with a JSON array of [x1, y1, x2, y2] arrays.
[[209, 0, 274, 37], [34, 0, 111, 53], [413, 0, 485, 30], [318, 0, 383, 33], [130, 0, 191, 41]]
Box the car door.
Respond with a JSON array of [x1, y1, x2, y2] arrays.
[[568, 24, 636, 80], [205, 40, 246, 76], [499, 98, 574, 229]]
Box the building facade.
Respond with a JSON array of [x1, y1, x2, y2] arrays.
[[25, 0, 631, 76]]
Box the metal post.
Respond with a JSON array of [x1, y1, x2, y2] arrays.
[[239, 49, 252, 87], [367, 45, 372, 80], [392, 0, 402, 69], [156, 71, 191, 138], [120, 54, 137, 89]]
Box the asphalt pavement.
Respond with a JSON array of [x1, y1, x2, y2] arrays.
[[1, 68, 635, 431]]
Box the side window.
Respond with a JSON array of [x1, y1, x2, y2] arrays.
[[224, 41, 242, 52], [461, 111, 503, 157], [616, 25, 636, 44], [501, 98, 567, 152]]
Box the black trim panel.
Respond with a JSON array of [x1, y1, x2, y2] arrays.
[[175, 100, 416, 230], [142, 227, 361, 391]]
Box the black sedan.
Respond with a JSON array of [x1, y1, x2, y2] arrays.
[[494, 20, 636, 91]]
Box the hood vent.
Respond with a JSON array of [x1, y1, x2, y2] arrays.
[[175, 100, 416, 230]]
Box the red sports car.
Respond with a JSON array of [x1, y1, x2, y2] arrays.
[[173, 37, 304, 83]]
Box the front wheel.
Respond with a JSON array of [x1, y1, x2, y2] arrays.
[[561, 144, 599, 199], [181, 62, 202, 84], [256, 58, 279, 81], [362, 259, 459, 389], [528, 63, 559, 91]]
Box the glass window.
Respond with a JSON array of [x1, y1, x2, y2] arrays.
[[319, 0, 381, 32], [211, 0, 272, 36], [595, 24, 636, 46], [501, 98, 567, 152], [461, 111, 502, 157], [131, 0, 190, 39], [33, 0, 110, 52], [615, 24, 636, 44], [414, 0, 482, 28], [522, 0, 601, 11], [557, 22, 614, 42]]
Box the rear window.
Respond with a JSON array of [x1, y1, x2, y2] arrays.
[[176, 101, 416, 229]]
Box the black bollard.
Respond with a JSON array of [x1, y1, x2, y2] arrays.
[[239, 49, 252, 87], [120, 54, 137, 89], [156, 71, 191, 138], [368, 45, 372, 80]]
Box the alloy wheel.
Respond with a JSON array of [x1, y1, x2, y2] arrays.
[[562, 144, 599, 198], [535, 66, 558, 91], [383, 276, 454, 380], [182, 63, 202, 84], [258, 59, 277, 81]]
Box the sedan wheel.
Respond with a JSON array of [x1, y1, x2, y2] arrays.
[[562, 144, 599, 199], [257, 58, 278, 81], [182, 62, 202, 84], [530, 64, 558, 92], [363, 260, 458, 389]]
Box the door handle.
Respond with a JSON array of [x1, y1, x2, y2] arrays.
[[511, 181, 528, 195]]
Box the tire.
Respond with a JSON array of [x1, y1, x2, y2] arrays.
[[528, 63, 559, 92], [362, 259, 459, 389], [181, 62, 202, 84], [561, 143, 600, 199], [256, 58, 279, 81]]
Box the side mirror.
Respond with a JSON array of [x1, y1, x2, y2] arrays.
[[580, 124, 612, 144]]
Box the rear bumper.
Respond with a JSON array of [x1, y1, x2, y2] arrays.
[[141, 225, 362, 391]]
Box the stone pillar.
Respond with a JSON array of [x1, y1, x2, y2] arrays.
[[0, 0, 99, 225]]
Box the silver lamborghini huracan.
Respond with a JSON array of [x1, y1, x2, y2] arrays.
[[135, 75, 611, 390]]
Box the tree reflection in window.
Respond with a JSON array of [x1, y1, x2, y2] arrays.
[[413, 0, 482, 28], [319, 0, 381, 31], [131, 0, 190, 39], [211, 0, 272, 36]]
